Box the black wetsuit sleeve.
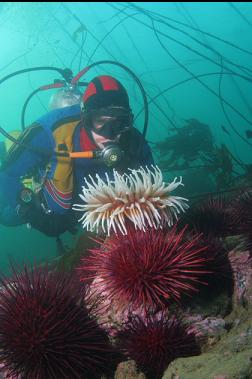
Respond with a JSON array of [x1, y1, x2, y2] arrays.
[[120, 127, 154, 169]]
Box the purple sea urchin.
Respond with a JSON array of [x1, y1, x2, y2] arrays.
[[0, 266, 117, 379], [116, 313, 201, 379], [230, 190, 252, 238], [178, 196, 233, 239]]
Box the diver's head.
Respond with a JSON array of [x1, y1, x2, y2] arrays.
[[49, 87, 82, 110], [81, 75, 133, 149]]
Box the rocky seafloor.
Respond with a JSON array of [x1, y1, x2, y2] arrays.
[[1, 236, 251, 379], [114, 247, 252, 379]]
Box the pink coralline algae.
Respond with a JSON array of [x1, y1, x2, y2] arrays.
[[229, 250, 252, 305], [185, 315, 226, 340]]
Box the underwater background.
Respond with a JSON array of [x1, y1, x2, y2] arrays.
[[1, 4, 252, 379], [0, 1, 252, 274]]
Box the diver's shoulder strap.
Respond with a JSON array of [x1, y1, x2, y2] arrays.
[[36, 106, 82, 195], [37, 104, 81, 132]]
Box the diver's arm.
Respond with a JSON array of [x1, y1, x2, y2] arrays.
[[138, 138, 155, 167], [0, 124, 53, 226]]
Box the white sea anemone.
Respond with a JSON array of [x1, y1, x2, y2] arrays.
[[72, 165, 189, 235]]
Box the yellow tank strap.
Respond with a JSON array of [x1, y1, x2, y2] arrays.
[[51, 120, 79, 193]]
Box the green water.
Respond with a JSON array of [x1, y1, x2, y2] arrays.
[[0, 2, 251, 274]]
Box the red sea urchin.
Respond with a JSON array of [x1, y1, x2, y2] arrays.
[[115, 313, 201, 379], [79, 226, 210, 312], [0, 266, 117, 379]]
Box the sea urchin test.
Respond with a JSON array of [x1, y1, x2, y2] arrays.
[[73, 165, 188, 235]]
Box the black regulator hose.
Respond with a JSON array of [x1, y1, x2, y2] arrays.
[[0, 67, 67, 86], [21, 88, 41, 131], [21, 81, 89, 131], [1, 61, 148, 157], [0, 66, 69, 148]]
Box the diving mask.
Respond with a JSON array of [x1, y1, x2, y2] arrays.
[[89, 107, 133, 139]]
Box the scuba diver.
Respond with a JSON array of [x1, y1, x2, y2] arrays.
[[0, 75, 154, 237]]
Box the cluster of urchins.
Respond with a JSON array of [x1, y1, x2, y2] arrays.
[[0, 185, 251, 379]]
